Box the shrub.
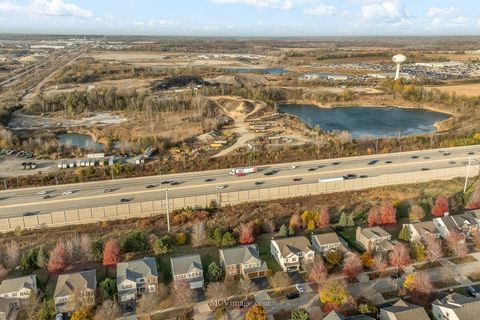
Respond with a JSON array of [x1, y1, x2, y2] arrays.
[[207, 262, 223, 282], [153, 235, 175, 255], [176, 232, 187, 245], [120, 232, 150, 253]]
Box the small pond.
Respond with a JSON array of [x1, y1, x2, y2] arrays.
[[279, 104, 450, 139], [57, 133, 104, 151]]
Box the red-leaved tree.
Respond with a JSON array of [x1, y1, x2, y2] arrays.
[[103, 239, 120, 267], [389, 242, 411, 271], [317, 208, 330, 229], [239, 222, 255, 245], [446, 229, 468, 259], [380, 202, 397, 225], [431, 196, 449, 217], [367, 206, 382, 227], [47, 242, 67, 273], [342, 253, 363, 281], [467, 186, 480, 210], [308, 258, 328, 282]]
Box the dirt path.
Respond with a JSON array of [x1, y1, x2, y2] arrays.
[[210, 96, 266, 158]]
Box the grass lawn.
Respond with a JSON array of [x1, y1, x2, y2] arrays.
[[381, 291, 399, 300], [414, 261, 442, 271], [467, 271, 480, 282], [257, 236, 282, 274], [449, 255, 478, 265], [338, 228, 364, 252], [433, 278, 460, 289], [156, 245, 220, 284]]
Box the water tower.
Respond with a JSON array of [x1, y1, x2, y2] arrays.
[[392, 54, 407, 80]]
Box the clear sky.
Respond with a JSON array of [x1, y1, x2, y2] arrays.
[[0, 0, 479, 36]]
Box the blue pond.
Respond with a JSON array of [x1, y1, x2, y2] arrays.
[[279, 104, 450, 139]]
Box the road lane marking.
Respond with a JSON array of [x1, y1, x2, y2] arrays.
[[0, 155, 475, 212]]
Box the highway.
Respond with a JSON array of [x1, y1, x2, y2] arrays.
[[0, 145, 478, 219]]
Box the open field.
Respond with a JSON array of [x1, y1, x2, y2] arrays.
[[429, 84, 480, 97]]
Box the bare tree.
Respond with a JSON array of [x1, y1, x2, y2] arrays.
[[269, 272, 293, 291], [238, 278, 258, 300], [172, 281, 194, 306], [205, 281, 233, 303], [22, 294, 42, 320], [79, 234, 92, 261], [0, 264, 7, 279], [136, 291, 163, 319], [191, 221, 207, 247], [424, 234, 443, 263], [446, 230, 468, 259], [4, 241, 19, 269], [94, 299, 121, 320]]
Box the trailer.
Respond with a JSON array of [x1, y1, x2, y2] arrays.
[[318, 177, 344, 183], [229, 167, 257, 176]]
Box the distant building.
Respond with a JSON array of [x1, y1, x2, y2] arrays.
[[117, 257, 158, 302], [432, 292, 480, 320], [379, 299, 430, 320], [170, 254, 204, 289], [54, 270, 96, 313], [219, 244, 268, 279], [270, 236, 315, 272]]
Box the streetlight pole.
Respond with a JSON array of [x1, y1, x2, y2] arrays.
[[166, 188, 170, 233], [464, 157, 472, 194]]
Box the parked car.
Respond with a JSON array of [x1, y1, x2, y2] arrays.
[[55, 314, 63, 320], [295, 284, 305, 293], [286, 292, 300, 300], [466, 286, 478, 297]]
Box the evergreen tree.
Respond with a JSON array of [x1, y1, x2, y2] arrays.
[[288, 226, 296, 237], [278, 224, 288, 238], [36, 246, 48, 269], [399, 225, 412, 242], [207, 262, 223, 282], [346, 214, 355, 227], [338, 212, 348, 227]]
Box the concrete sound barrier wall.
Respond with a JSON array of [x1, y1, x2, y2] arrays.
[[0, 165, 478, 232]]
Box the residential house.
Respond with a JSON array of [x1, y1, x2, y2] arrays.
[[432, 292, 480, 320], [403, 221, 440, 241], [54, 269, 96, 313], [0, 275, 37, 308], [356, 226, 396, 253], [433, 213, 480, 240], [324, 310, 375, 320], [270, 236, 315, 272], [117, 257, 158, 302], [171, 254, 204, 289], [311, 232, 347, 254], [379, 299, 430, 320], [0, 298, 11, 320], [219, 244, 268, 279]]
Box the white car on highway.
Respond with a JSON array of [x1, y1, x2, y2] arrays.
[[62, 190, 73, 195], [289, 165, 297, 169], [216, 185, 227, 190], [36, 190, 47, 195]]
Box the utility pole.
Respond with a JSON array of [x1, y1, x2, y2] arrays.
[[464, 157, 472, 194], [166, 188, 170, 233]]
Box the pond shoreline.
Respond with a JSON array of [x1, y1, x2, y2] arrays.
[[278, 103, 452, 139]]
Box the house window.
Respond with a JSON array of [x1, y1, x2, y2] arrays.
[[123, 284, 133, 289]]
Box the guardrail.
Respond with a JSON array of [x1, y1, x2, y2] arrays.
[[1, 165, 478, 232]]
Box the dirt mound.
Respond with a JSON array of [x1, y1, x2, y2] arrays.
[[151, 75, 205, 91], [205, 74, 266, 86]]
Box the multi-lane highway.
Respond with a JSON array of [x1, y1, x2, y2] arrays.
[[0, 145, 478, 219]]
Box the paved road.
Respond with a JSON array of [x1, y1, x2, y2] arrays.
[[0, 145, 478, 218]]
